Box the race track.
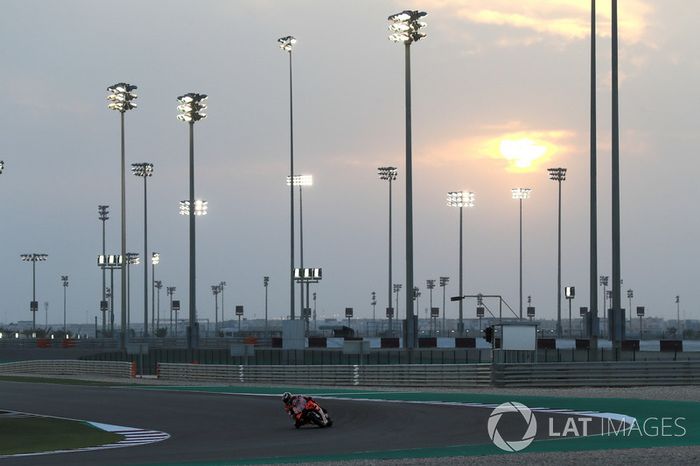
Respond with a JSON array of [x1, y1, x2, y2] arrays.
[[0, 381, 606, 465]]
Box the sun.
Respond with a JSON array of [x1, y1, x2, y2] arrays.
[[499, 138, 548, 170]]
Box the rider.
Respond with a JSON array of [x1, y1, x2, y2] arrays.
[[282, 392, 314, 427]]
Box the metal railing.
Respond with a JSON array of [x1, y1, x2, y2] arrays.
[[3, 358, 700, 388], [492, 360, 700, 387], [157, 363, 492, 387], [0, 360, 132, 378]]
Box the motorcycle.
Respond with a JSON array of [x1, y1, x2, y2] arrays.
[[294, 398, 333, 428]]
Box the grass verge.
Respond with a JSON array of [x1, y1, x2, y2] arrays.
[[0, 416, 121, 455]]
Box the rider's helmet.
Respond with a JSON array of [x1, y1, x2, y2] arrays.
[[282, 392, 292, 404]]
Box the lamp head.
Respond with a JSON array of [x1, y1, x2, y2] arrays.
[[511, 188, 531, 200], [278, 35, 297, 52], [107, 82, 137, 112], [378, 166, 398, 181], [131, 163, 154, 177], [177, 93, 207, 123], [388, 10, 427, 44], [447, 191, 475, 208], [547, 167, 567, 182]]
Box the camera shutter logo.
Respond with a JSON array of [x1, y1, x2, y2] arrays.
[[487, 402, 537, 452]]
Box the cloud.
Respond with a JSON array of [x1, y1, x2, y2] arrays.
[[422, 0, 652, 45]]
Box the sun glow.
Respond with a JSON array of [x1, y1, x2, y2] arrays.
[[499, 138, 548, 169], [475, 129, 573, 172]]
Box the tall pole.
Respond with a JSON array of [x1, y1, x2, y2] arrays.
[[63, 278, 68, 333], [548, 170, 567, 335], [512, 189, 530, 319], [108, 82, 136, 348], [627, 289, 633, 326], [458, 206, 464, 334], [589, 0, 599, 346], [32, 261, 36, 330], [519, 197, 523, 320], [220, 282, 226, 329], [155, 281, 161, 331], [151, 259, 155, 335], [168, 288, 174, 334], [557, 179, 562, 336], [379, 167, 397, 329], [143, 174, 149, 337], [299, 185, 304, 315], [264, 277, 269, 337], [213, 287, 219, 333], [288, 47, 296, 320], [389, 176, 393, 325], [188, 121, 198, 348], [404, 42, 416, 349], [388, 11, 426, 347], [611, 0, 622, 347], [120, 111, 127, 349], [100, 206, 108, 334], [109, 269, 114, 333], [441, 281, 446, 333], [126, 259, 131, 331]]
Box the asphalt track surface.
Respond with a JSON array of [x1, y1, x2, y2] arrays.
[[0, 381, 603, 465]]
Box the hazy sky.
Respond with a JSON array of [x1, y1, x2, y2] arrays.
[[1, 0, 699, 327]]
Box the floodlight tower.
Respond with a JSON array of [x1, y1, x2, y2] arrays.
[[132, 162, 154, 337], [512, 188, 531, 320], [387, 9, 427, 349], [98, 205, 109, 332], [61, 275, 69, 333], [177, 92, 208, 349], [154, 280, 163, 331], [263, 276, 270, 336], [439, 276, 449, 333], [107, 82, 137, 350], [125, 253, 140, 332], [278, 35, 297, 320], [219, 281, 227, 327], [447, 191, 475, 335], [20, 254, 48, 331], [287, 174, 313, 314], [211, 285, 221, 333], [600, 275, 609, 312], [151, 252, 160, 335], [548, 167, 567, 337], [166, 286, 176, 333], [378, 166, 398, 326], [392, 283, 402, 334]]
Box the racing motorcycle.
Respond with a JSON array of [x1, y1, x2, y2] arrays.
[[294, 398, 333, 428]]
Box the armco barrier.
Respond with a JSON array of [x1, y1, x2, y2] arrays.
[[492, 360, 700, 387], [0, 360, 133, 378], [157, 363, 492, 387]]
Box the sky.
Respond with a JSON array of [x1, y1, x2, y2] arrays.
[[1, 0, 699, 327]]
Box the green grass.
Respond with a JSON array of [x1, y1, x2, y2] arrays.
[[0, 416, 122, 455]]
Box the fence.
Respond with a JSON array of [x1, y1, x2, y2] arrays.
[[491, 360, 700, 387], [3, 358, 700, 387], [157, 363, 492, 388], [82, 348, 494, 375], [0, 359, 133, 378]]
